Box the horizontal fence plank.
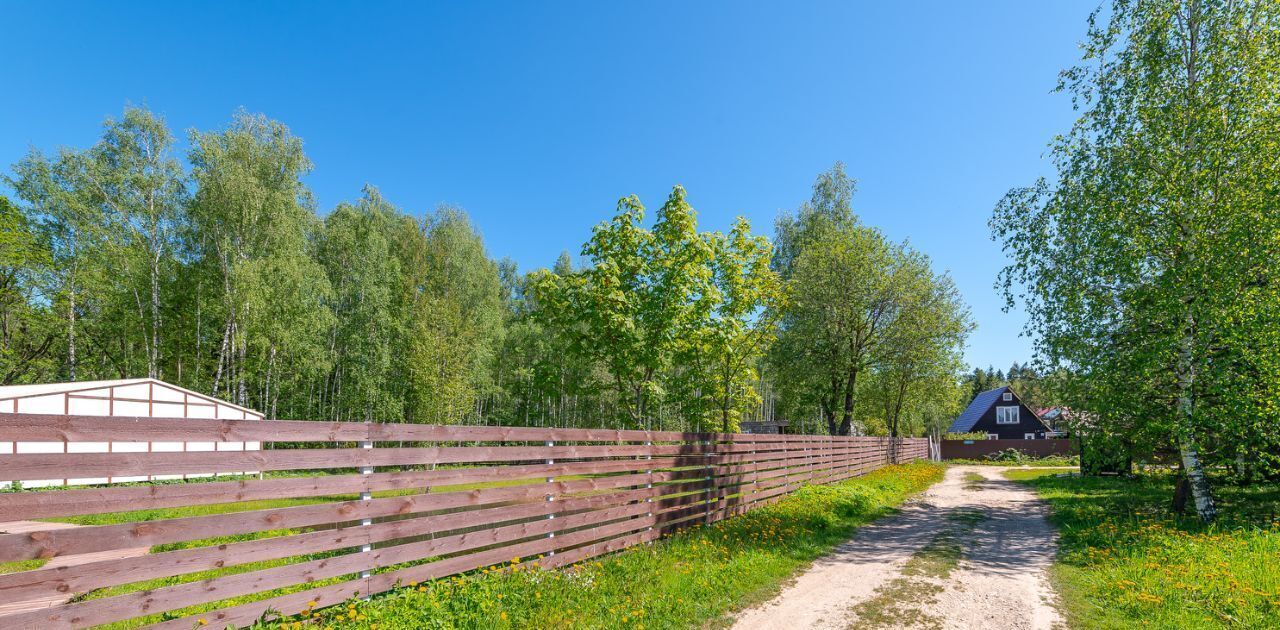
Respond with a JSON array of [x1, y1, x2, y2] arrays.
[[0, 413, 842, 444], [0, 444, 733, 481], [0, 474, 677, 562], [10, 496, 664, 628], [0, 413, 917, 445], [0, 476, 670, 603], [0, 458, 698, 519]]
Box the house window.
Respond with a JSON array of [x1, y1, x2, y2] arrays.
[[1002, 392, 1012, 401], [1024, 432, 1036, 440], [996, 406, 1020, 424], [986, 433, 999, 440]]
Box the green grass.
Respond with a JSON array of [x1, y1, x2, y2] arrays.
[[254, 462, 945, 630], [0, 558, 46, 575], [1006, 469, 1280, 629]]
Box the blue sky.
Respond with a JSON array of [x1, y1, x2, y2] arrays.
[[1, 1, 1093, 372]]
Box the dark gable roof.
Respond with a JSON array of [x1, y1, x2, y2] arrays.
[[947, 386, 1010, 433]]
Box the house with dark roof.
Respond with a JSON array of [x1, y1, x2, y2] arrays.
[[947, 386, 1051, 439]]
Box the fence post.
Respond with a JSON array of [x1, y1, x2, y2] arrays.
[[704, 437, 714, 526], [545, 439, 556, 557], [645, 440, 654, 534], [360, 424, 373, 582]]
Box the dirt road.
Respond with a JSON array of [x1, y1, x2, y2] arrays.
[[731, 466, 1064, 630]]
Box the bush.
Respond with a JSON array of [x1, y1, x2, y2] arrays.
[[985, 448, 1030, 463]]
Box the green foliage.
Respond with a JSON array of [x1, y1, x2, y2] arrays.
[[404, 207, 505, 424], [943, 432, 988, 441], [3, 111, 965, 435], [946, 451, 1079, 467], [772, 165, 972, 436], [1011, 470, 1280, 629], [0, 194, 57, 383], [264, 463, 945, 630], [317, 187, 407, 421], [530, 187, 782, 431], [188, 110, 334, 415], [983, 448, 1078, 466], [992, 0, 1280, 517], [961, 362, 1057, 413]]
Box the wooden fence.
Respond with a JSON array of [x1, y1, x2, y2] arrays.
[[0, 413, 927, 629], [940, 438, 1076, 460]]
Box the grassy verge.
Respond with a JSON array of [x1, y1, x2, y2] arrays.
[[259, 462, 944, 630], [1006, 469, 1280, 629]]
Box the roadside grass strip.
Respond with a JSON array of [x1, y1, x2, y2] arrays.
[[1006, 469, 1280, 629], [961, 471, 986, 491], [249, 462, 944, 630]]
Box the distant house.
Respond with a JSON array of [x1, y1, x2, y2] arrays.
[[1035, 406, 1071, 437], [948, 386, 1051, 440]]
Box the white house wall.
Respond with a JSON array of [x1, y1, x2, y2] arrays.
[[1, 380, 262, 488]]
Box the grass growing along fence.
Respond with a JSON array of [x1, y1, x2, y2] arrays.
[[946, 452, 1078, 467], [257, 462, 945, 630], [1006, 469, 1280, 629]]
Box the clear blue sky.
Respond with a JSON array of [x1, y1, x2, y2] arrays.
[[1, 1, 1093, 372]]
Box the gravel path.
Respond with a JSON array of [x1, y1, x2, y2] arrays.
[[731, 466, 1064, 630]]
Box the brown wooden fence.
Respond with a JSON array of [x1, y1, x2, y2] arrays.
[[940, 438, 1077, 460], [0, 413, 927, 629]]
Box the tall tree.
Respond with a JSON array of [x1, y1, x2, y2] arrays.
[[319, 186, 407, 421], [187, 110, 333, 414], [534, 191, 672, 428], [9, 148, 103, 381], [0, 195, 57, 384], [78, 106, 187, 378], [687, 218, 784, 432], [872, 250, 972, 439], [772, 220, 898, 435], [402, 207, 504, 424], [992, 0, 1280, 520]]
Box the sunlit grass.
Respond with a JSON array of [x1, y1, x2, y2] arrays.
[[1008, 469, 1280, 629]]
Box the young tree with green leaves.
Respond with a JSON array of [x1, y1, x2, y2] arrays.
[[871, 250, 972, 439], [992, 0, 1280, 520], [402, 207, 504, 424], [78, 106, 187, 379], [772, 220, 898, 436]]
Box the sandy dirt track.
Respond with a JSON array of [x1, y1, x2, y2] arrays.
[[731, 466, 1064, 630]]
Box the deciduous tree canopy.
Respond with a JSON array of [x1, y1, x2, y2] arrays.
[[2, 109, 971, 435], [993, 0, 1280, 520]]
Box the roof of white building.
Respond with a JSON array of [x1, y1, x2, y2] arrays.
[[0, 378, 262, 417]]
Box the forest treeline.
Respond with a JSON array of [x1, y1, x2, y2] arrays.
[[0, 107, 971, 434]]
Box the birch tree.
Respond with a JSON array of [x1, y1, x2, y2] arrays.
[[188, 111, 332, 413], [992, 0, 1280, 520], [80, 106, 187, 378]]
